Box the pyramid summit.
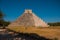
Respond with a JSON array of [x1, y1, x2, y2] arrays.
[[24, 9, 32, 13], [8, 9, 49, 27]]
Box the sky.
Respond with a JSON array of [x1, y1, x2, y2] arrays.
[[0, 0, 60, 23]]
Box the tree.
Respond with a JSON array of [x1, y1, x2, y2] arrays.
[[0, 10, 10, 28], [48, 22, 60, 26], [0, 10, 4, 20], [0, 10, 4, 26]]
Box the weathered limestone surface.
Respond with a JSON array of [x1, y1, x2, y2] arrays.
[[8, 10, 49, 27]]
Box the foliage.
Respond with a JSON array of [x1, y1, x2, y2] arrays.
[[0, 21, 10, 26], [48, 22, 60, 26], [0, 10, 5, 20], [0, 10, 10, 27]]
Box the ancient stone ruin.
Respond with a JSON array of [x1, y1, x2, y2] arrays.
[[8, 9, 49, 27]]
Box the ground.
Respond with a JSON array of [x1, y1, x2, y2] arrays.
[[8, 26, 60, 40]]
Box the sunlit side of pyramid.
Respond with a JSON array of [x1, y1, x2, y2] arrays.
[[8, 9, 49, 27]]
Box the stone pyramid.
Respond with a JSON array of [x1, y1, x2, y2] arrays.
[[8, 9, 49, 27]]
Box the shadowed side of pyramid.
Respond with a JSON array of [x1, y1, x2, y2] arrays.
[[8, 9, 49, 27]]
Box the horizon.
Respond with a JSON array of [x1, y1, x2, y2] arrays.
[[0, 0, 60, 23]]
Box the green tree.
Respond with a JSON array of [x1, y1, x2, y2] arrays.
[[0, 10, 4, 20], [0, 10, 4, 26], [0, 10, 10, 28], [48, 22, 60, 26]]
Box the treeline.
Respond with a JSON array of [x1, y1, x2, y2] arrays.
[[0, 20, 10, 26], [48, 22, 60, 26]]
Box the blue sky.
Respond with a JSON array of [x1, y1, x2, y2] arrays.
[[0, 0, 60, 23]]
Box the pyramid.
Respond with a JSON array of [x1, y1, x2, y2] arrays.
[[8, 9, 49, 27]]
